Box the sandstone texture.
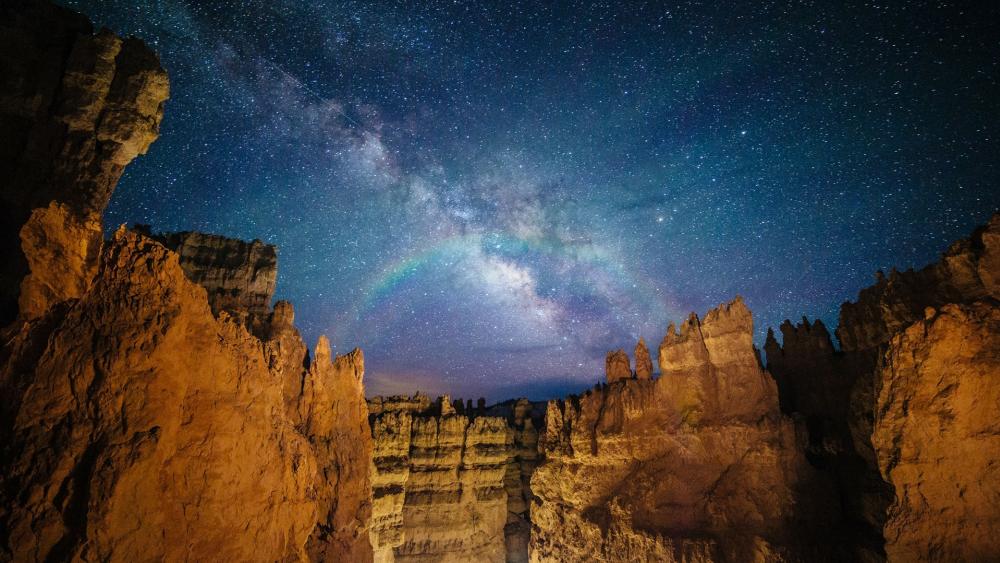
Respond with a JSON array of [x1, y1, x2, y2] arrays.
[[531, 298, 835, 562], [143, 229, 279, 330], [766, 213, 1000, 561], [634, 338, 653, 380], [0, 3, 373, 560], [604, 349, 631, 382], [0, 0, 168, 323], [485, 399, 544, 563], [368, 396, 515, 562], [874, 302, 1000, 562]]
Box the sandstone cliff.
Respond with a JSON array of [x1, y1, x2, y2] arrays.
[[0, 3, 373, 560], [531, 298, 837, 562], [0, 0, 168, 323], [484, 399, 544, 563], [766, 213, 1000, 561], [874, 302, 999, 562], [368, 396, 514, 562]]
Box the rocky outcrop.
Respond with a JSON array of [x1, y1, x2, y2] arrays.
[[873, 302, 1000, 561], [368, 396, 514, 562], [531, 298, 837, 562], [766, 213, 1000, 561], [0, 0, 168, 323], [0, 228, 373, 561], [0, 3, 373, 560], [634, 338, 653, 380], [143, 229, 278, 330], [604, 349, 631, 382]]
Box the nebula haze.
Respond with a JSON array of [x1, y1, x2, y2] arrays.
[[62, 0, 1000, 400]]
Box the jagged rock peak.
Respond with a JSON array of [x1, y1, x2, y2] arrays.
[[836, 211, 999, 352], [605, 348, 631, 382], [532, 296, 826, 561], [634, 337, 653, 379], [657, 296, 778, 423]]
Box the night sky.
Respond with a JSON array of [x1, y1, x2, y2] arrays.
[[63, 0, 999, 401]]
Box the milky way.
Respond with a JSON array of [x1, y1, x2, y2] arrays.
[[63, 0, 999, 400]]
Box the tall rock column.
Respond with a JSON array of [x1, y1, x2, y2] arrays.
[[0, 0, 168, 322]]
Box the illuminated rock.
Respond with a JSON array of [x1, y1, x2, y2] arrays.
[[604, 349, 631, 382], [0, 0, 168, 322], [530, 299, 833, 562], [368, 396, 514, 562], [634, 337, 653, 380]]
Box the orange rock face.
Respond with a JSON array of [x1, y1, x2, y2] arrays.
[[368, 396, 513, 562], [766, 213, 1000, 561], [150, 230, 279, 331], [2, 211, 374, 561], [604, 349, 631, 382], [873, 302, 1000, 561], [633, 338, 653, 380], [0, 229, 370, 561], [0, 3, 373, 560], [531, 298, 835, 562]]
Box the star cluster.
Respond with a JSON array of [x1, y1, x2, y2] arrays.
[[63, 0, 999, 400]]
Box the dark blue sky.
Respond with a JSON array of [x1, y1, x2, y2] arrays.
[[64, 0, 999, 400]]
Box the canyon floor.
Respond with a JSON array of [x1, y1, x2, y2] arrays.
[[1, 2, 998, 562]]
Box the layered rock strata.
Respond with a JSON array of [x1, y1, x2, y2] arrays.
[[531, 298, 837, 562], [139, 229, 278, 330], [485, 399, 543, 563], [369, 396, 529, 563], [0, 3, 373, 560]]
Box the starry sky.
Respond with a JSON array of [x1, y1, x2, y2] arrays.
[[63, 0, 999, 401]]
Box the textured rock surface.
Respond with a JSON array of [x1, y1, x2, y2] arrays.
[[634, 338, 653, 380], [766, 213, 1000, 561], [486, 399, 543, 563], [604, 349, 631, 382], [0, 229, 372, 561], [368, 396, 520, 562], [0, 4, 373, 560], [0, 0, 168, 323], [873, 302, 1000, 562], [531, 298, 834, 562], [146, 229, 278, 330]]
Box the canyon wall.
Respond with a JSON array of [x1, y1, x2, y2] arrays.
[[368, 396, 515, 562], [530, 298, 840, 562], [0, 2, 373, 560], [766, 214, 1000, 561]]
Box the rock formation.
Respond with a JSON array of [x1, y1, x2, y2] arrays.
[[0, 3, 373, 560], [766, 213, 1000, 561], [633, 338, 653, 380], [604, 349, 631, 382], [0, 0, 168, 323], [368, 396, 514, 562], [873, 302, 999, 561], [531, 298, 837, 562], [4, 3, 999, 562], [484, 399, 544, 563], [139, 229, 278, 331]]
